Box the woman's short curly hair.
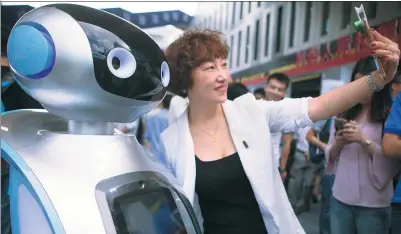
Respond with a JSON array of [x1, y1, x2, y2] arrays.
[[165, 29, 230, 97]]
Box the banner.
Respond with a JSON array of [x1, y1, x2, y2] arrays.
[[290, 17, 401, 76], [239, 17, 401, 85]]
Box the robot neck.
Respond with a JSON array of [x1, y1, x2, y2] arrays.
[[68, 120, 114, 135]]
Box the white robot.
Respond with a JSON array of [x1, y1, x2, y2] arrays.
[[1, 4, 201, 234]]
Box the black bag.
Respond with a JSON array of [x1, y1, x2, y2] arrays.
[[309, 119, 331, 164]]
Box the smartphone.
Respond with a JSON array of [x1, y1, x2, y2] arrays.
[[334, 117, 347, 131], [354, 4, 386, 79]]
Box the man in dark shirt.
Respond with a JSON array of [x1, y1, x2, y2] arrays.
[[382, 72, 401, 234]]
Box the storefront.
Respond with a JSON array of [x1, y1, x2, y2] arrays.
[[234, 16, 401, 94]]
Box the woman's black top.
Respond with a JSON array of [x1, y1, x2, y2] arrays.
[[195, 152, 268, 234]]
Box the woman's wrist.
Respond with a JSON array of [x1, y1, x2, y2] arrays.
[[370, 70, 386, 90], [358, 135, 368, 146]]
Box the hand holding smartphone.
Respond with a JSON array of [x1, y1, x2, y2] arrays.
[[334, 117, 347, 131], [354, 4, 386, 80]]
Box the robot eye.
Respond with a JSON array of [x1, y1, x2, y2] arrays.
[[7, 22, 56, 79], [106, 48, 137, 79], [161, 61, 170, 88]]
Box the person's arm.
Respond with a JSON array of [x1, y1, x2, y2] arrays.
[[306, 127, 327, 152], [307, 31, 399, 122], [365, 138, 399, 190], [324, 119, 344, 174], [383, 93, 401, 158], [383, 134, 401, 158], [254, 32, 398, 134], [342, 121, 401, 189], [118, 120, 140, 134], [364, 135, 400, 190], [327, 135, 348, 162], [279, 132, 293, 176]]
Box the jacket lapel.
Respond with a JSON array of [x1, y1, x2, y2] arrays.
[[175, 108, 197, 205], [178, 101, 275, 210], [222, 101, 275, 209]]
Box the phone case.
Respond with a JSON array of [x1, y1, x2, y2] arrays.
[[354, 4, 386, 80]]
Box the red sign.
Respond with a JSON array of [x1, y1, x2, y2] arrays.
[[288, 17, 401, 76], [239, 17, 401, 86]]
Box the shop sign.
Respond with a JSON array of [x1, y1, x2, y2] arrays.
[[237, 73, 266, 83], [291, 17, 401, 76]]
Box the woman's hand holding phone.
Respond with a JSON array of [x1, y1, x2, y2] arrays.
[[355, 5, 399, 83], [369, 30, 400, 84], [335, 119, 351, 146], [341, 121, 365, 144], [335, 130, 351, 146]]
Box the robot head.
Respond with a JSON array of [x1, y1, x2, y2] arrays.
[[7, 4, 170, 123]]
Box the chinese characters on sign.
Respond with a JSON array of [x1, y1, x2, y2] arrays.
[[293, 17, 401, 75]]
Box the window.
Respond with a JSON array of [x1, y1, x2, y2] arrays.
[[248, 1, 252, 13], [367, 2, 377, 19], [229, 35, 234, 69], [151, 14, 159, 24], [253, 19, 260, 60], [123, 11, 131, 21], [232, 2, 237, 26], [237, 30, 242, 67], [342, 2, 352, 29], [275, 6, 283, 53], [220, 5, 223, 30], [303, 2, 312, 42], [264, 14, 270, 57], [225, 3, 229, 29], [289, 2, 296, 48], [321, 2, 330, 36], [245, 25, 250, 64], [214, 11, 217, 30], [239, 2, 244, 20]]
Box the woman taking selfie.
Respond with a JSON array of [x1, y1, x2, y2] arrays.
[[326, 57, 400, 234], [160, 29, 399, 234]]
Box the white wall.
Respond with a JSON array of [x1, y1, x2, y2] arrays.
[[143, 25, 184, 50]]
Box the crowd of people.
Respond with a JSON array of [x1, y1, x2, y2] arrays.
[[1, 27, 401, 234]]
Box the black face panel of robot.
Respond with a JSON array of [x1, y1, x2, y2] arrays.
[[6, 4, 171, 122], [52, 4, 170, 101]]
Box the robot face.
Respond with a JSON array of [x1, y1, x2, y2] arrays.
[[6, 4, 170, 122]]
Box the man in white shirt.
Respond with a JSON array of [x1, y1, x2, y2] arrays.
[[264, 73, 293, 182]]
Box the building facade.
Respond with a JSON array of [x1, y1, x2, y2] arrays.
[[190, 2, 401, 97]]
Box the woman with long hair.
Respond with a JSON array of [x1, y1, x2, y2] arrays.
[[160, 29, 399, 234], [326, 56, 398, 234]]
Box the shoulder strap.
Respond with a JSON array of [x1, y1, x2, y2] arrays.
[[322, 119, 331, 132]]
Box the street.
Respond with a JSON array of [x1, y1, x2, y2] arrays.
[[298, 202, 320, 234]]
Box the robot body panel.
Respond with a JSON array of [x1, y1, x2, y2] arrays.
[[2, 110, 197, 234], [3, 4, 200, 233]]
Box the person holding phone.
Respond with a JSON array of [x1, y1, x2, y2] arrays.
[[326, 57, 400, 234], [160, 29, 399, 234]]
